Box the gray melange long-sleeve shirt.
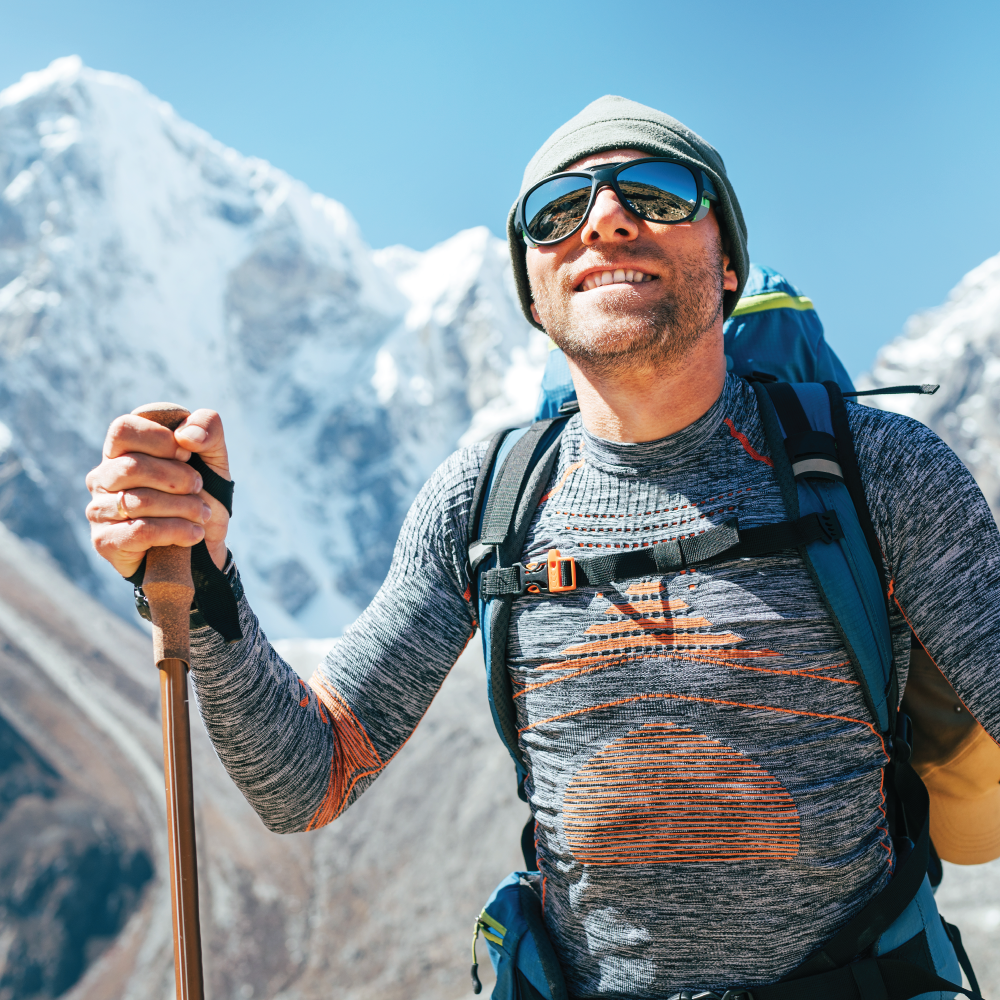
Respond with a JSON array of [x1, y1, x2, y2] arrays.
[[189, 374, 1000, 997]]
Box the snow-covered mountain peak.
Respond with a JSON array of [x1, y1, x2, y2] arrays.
[[0, 58, 545, 636], [0, 54, 87, 106], [863, 249, 1000, 517]]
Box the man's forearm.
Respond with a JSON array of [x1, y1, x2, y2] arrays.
[[190, 593, 334, 833]]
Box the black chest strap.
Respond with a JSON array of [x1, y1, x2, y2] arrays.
[[481, 510, 843, 597]]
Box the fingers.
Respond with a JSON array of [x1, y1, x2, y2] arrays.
[[90, 517, 208, 580], [86, 487, 212, 526], [86, 452, 204, 497], [86, 486, 214, 579], [174, 409, 230, 481], [103, 413, 192, 462], [88, 407, 232, 580]]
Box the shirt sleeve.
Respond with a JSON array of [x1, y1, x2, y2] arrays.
[[188, 443, 484, 834], [850, 403, 1000, 743]]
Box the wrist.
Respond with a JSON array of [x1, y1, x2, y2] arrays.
[[134, 549, 243, 626], [207, 539, 228, 570]]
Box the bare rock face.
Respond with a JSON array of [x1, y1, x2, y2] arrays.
[[0, 747, 153, 1000], [0, 523, 523, 999]]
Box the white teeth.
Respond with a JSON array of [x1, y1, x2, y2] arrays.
[[579, 269, 654, 290]]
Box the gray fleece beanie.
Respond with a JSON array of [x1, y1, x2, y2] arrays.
[[507, 95, 749, 329]]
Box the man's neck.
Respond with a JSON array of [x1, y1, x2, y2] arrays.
[[565, 337, 728, 444]]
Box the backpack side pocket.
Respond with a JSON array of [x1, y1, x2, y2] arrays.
[[472, 871, 567, 1000]]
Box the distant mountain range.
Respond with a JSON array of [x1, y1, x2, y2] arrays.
[[0, 56, 546, 637], [1, 56, 999, 1000]]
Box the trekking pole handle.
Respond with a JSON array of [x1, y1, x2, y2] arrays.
[[131, 402, 196, 666]]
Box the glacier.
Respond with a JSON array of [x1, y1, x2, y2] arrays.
[[0, 56, 548, 637]]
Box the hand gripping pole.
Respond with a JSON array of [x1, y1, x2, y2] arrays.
[[132, 401, 204, 1000]]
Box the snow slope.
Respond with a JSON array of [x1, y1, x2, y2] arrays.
[[0, 57, 547, 636], [862, 251, 1000, 519]]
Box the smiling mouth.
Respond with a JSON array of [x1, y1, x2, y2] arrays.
[[577, 268, 657, 292]]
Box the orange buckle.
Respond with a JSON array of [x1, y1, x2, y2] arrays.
[[546, 549, 576, 593], [518, 549, 577, 596]]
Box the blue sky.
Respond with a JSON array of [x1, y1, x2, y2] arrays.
[[2, 0, 998, 377]]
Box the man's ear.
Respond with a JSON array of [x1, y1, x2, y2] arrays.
[[530, 303, 543, 326], [722, 254, 739, 293]]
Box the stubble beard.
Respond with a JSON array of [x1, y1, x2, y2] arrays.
[[537, 240, 726, 380]]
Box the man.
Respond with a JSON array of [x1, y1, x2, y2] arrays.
[[86, 96, 1000, 995]]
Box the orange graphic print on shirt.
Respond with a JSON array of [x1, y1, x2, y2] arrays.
[[564, 721, 801, 864], [515, 581, 855, 699], [520, 581, 814, 865]]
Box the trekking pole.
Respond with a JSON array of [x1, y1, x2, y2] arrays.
[[132, 402, 204, 1000]]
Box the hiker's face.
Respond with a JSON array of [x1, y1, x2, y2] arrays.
[[525, 149, 739, 374]]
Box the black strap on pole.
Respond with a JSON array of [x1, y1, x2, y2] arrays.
[[128, 453, 242, 642]]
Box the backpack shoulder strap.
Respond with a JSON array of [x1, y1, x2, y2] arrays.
[[467, 417, 569, 792], [754, 380, 896, 736], [753, 382, 955, 986], [825, 381, 899, 716]]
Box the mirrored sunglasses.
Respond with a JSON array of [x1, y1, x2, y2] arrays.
[[517, 158, 718, 246]]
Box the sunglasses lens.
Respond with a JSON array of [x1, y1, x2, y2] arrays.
[[524, 176, 593, 242], [617, 161, 699, 222]]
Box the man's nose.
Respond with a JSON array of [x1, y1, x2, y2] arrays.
[[580, 184, 640, 245]]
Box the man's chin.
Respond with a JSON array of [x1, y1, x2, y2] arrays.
[[550, 299, 659, 350], [552, 321, 664, 367]]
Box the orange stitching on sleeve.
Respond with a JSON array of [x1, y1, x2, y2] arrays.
[[724, 418, 774, 467], [298, 678, 310, 708], [305, 673, 385, 830]]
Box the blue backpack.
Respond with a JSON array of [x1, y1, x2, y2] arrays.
[[466, 266, 980, 1000]]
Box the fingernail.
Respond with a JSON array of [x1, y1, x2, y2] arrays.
[[193, 475, 204, 493], [202, 504, 212, 522], [182, 426, 209, 445]]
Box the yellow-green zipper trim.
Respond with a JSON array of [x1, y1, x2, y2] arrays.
[[731, 291, 814, 317]]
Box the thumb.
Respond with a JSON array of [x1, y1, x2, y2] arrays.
[[174, 409, 231, 481]]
